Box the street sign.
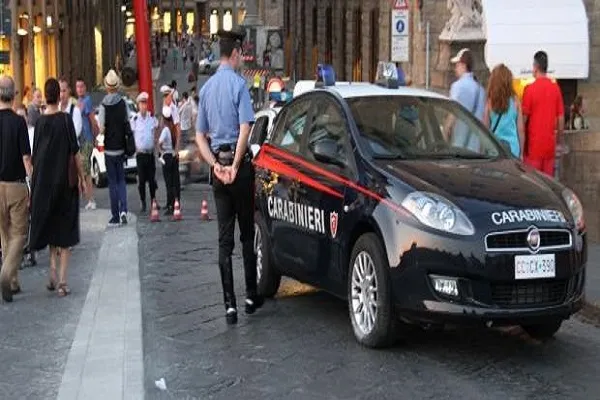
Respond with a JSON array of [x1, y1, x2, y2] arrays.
[[390, 1, 410, 62], [392, 0, 409, 10]]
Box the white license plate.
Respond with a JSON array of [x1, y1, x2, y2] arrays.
[[514, 254, 556, 280]]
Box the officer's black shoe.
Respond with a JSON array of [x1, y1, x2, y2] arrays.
[[140, 201, 147, 214], [245, 296, 264, 315], [225, 307, 238, 324]]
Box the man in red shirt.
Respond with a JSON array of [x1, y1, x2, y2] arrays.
[[522, 51, 565, 177]]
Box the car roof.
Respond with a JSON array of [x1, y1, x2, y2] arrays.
[[293, 80, 448, 101]]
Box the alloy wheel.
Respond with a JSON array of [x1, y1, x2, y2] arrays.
[[350, 251, 378, 336], [254, 223, 263, 282]]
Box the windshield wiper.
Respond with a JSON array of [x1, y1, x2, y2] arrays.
[[373, 153, 406, 160], [425, 153, 495, 160]]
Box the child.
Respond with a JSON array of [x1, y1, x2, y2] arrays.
[[158, 106, 181, 216]]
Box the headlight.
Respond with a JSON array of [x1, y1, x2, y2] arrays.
[[562, 188, 585, 230], [401, 192, 475, 235]]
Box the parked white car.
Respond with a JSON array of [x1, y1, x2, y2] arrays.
[[90, 98, 138, 188]]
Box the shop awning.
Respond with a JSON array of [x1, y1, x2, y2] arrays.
[[482, 0, 589, 79]]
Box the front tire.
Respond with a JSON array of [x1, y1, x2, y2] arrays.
[[348, 233, 397, 348], [522, 319, 563, 340], [254, 217, 281, 298], [92, 160, 107, 188]]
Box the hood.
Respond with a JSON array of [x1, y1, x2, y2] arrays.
[[102, 92, 123, 106], [376, 158, 569, 218]]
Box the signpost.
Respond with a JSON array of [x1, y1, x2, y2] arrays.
[[391, 0, 410, 62]]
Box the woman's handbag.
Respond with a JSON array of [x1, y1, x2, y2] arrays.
[[64, 114, 78, 188]]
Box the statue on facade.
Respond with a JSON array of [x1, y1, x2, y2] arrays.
[[440, 0, 485, 42]]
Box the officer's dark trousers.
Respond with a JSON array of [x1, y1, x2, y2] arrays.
[[161, 153, 181, 210], [136, 153, 157, 205], [212, 159, 257, 310]]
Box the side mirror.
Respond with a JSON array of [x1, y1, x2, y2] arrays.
[[311, 138, 345, 167]]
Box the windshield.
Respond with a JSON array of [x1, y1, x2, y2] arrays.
[[347, 96, 506, 160]]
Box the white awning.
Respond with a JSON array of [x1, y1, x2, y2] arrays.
[[482, 0, 589, 79]]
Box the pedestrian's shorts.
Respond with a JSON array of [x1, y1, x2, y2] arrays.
[[80, 141, 94, 175]]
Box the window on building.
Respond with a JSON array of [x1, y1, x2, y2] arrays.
[[223, 9, 233, 31], [370, 8, 379, 82], [325, 7, 333, 64], [209, 9, 218, 35], [352, 8, 362, 81]]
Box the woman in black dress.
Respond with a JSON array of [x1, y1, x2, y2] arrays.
[[29, 78, 87, 297]]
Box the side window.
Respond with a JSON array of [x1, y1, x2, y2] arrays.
[[249, 115, 269, 145], [305, 98, 348, 166], [270, 100, 311, 153]]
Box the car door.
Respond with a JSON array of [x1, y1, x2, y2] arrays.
[[296, 94, 357, 292], [255, 98, 315, 279]]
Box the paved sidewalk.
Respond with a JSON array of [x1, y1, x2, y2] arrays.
[[586, 243, 600, 306], [57, 214, 143, 400]]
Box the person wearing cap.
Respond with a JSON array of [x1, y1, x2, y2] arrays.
[[196, 28, 262, 325], [132, 91, 159, 213], [446, 48, 485, 151], [157, 105, 181, 215], [0, 75, 32, 302], [160, 84, 181, 136], [97, 69, 131, 226]]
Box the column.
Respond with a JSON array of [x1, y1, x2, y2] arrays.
[[54, 0, 61, 77], [27, 0, 33, 88], [10, 0, 22, 103], [41, 0, 48, 81]]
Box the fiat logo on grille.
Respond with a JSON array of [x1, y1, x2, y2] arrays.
[[527, 228, 541, 251]]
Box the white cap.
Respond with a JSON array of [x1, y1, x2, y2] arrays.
[[162, 105, 172, 119], [160, 85, 174, 95], [450, 48, 471, 64], [136, 91, 149, 102]]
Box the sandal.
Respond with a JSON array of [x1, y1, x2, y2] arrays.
[[57, 283, 71, 297]]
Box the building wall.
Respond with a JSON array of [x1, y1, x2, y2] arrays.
[[580, 0, 600, 127]]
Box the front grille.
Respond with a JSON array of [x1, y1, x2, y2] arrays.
[[491, 280, 567, 307], [485, 228, 572, 252]]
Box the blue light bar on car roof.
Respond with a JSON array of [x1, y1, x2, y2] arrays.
[[315, 64, 336, 87], [375, 61, 404, 89]]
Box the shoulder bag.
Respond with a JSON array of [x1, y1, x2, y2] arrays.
[[64, 113, 78, 188]]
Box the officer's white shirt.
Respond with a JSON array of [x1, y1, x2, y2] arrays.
[[131, 111, 158, 151], [60, 101, 83, 139]]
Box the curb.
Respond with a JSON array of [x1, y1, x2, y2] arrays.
[[57, 211, 144, 400]]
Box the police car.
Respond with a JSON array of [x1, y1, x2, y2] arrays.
[[251, 63, 587, 348]]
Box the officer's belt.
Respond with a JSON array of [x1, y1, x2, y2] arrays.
[[212, 144, 250, 166], [137, 149, 154, 154]]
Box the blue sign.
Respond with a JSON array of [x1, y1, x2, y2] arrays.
[[0, 1, 11, 37], [396, 19, 405, 34]]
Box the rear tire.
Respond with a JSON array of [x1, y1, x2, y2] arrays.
[[254, 216, 281, 298], [522, 319, 563, 340], [92, 160, 107, 188], [348, 233, 397, 348]]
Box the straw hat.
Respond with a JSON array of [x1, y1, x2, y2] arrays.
[[104, 69, 120, 89]]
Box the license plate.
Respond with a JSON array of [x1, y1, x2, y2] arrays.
[[514, 254, 555, 280]]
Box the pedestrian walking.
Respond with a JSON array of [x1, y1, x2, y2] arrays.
[[179, 92, 193, 145], [0, 75, 32, 302], [483, 64, 525, 159], [172, 45, 179, 70], [446, 48, 485, 151], [59, 78, 83, 142], [195, 28, 263, 324], [27, 87, 43, 128], [97, 69, 131, 226], [158, 106, 181, 215], [29, 78, 86, 298], [132, 92, 159, 213], [75, 78, 100, 210], [522, 51, 565, 177]]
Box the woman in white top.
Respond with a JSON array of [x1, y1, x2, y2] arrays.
[[158, 106, 181, 215]]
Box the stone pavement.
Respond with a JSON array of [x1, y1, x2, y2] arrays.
[[586, 243, 600, 306], [57, 213, 143, 400], [139, 184, 600, 400], [0, 210, 106, 399]]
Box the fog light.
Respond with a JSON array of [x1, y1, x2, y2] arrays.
[[430, 276, 459, 297]]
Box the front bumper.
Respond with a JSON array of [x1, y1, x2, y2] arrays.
[[389, 227, 587, 325]]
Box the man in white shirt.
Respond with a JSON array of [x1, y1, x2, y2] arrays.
[[179, 91, 193, 145], [59, 78, 83, 139], [160, 84, 181, 148]]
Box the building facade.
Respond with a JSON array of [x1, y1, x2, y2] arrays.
[[283, 0, 600, 127]]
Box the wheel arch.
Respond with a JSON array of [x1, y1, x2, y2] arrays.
[[342, 217, 389, 283]]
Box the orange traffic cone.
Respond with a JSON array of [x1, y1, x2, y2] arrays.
[[150, 199, 160, 222], [173, 199, 182, 221], [200, 199, 210, 221]]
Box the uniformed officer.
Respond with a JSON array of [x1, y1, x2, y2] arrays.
[[131, 92, 159, 213], [195, 28, 262, 325]]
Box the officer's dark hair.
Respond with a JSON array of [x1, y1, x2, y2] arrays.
[[220, 39, 241, 58], [534, 51, 548, 73], [182, 91, 188, 100], [45, 78, 60, 105]]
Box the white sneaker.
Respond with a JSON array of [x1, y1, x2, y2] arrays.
[[85, 200, 97, 210]]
